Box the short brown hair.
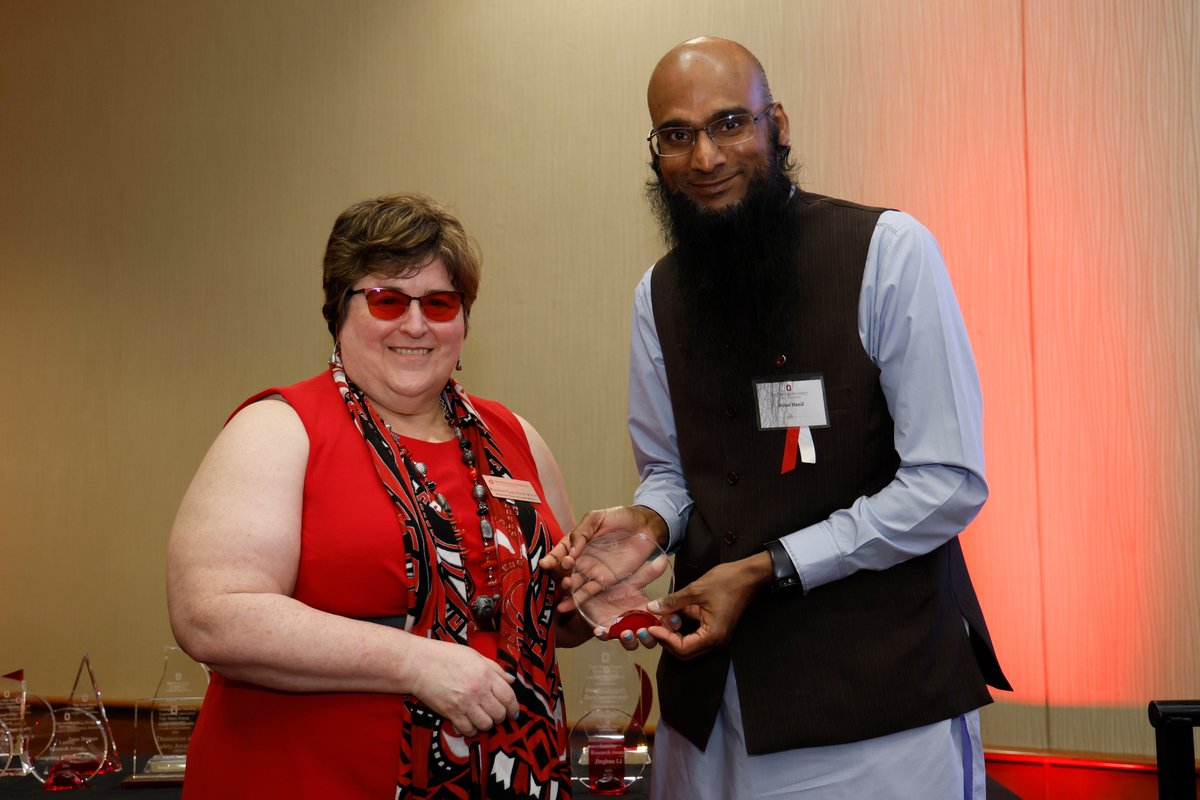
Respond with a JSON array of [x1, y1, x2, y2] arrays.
[[321, 193, 481, 338]]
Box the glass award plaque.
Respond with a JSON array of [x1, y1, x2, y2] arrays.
[[123, 647, 209, 786], [569, 530, 674, 638], [0, 671, 55, 779], [29, 707, 107, 791], [568, 649, 654, 796], [64, 654, 119, 775]]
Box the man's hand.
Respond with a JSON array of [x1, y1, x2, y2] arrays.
[[644, 551, 773, 660], [539, 505, 669, 576]]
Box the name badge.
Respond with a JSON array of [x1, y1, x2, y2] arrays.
[[753, 375, 829, 430], [482, 475, 542, 504]]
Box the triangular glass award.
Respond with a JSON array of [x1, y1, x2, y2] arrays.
[[65, 655, 119, 775]]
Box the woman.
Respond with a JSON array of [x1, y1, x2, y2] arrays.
[[167, 194, 584, 798]]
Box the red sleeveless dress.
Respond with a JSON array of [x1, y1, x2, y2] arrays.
[[182, 372, 568, 799]]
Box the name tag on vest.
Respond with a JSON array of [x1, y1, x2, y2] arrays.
[[753, 375, 829, 430]]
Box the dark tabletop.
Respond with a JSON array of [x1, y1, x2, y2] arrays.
[[0, 758, 649, 798]]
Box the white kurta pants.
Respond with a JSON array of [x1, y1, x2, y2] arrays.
[[650, 664, 985, 799]]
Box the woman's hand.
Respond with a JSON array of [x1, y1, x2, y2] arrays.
[[407, 640, 519, 736]]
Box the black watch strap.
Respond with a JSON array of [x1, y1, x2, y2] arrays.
[[765, 539, 803, 599]]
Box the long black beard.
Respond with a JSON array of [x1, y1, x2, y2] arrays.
[[646, 156, 801, 356]]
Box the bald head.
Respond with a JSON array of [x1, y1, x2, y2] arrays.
[[647, 37, 772, 122]]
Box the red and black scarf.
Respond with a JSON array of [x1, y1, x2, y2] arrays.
[[331, 353, 570, 799]]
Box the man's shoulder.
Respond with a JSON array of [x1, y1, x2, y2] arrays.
[[794, 190, 892, 218], [794, 193, 937, 248]]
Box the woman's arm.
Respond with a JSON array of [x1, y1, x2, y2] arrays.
[[166, 397, 517, 735]]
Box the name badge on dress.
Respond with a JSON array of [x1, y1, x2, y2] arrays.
[[753, 375, 828, 470], [482, 475, 542, 503]]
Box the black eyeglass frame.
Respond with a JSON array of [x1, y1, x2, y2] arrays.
[[647, 103, 778, 157]]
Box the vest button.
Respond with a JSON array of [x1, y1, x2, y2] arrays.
[[726, 471, 739, 485], [774, 354, 787, 367], [723, 531, 738, 545]]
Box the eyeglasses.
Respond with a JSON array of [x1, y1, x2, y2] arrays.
[[348, 288, 465, 322], [647, 103, 777, 157]]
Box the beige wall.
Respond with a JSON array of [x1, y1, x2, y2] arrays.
[[1, 0, 1196, 760]]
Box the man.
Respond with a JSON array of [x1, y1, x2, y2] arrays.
[[543, 37, 1009, 798]]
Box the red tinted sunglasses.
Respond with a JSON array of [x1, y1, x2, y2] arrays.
[[349, 288, 465, 322]]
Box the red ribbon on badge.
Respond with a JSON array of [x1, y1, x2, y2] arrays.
[[781, 427, 800, 474]]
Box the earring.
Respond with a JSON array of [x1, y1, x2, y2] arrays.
[[456, 358, 464, 371]]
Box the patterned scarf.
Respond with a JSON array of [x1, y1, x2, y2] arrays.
[[330, 352, 570, 799]]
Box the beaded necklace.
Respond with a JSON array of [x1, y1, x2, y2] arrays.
[[384, 397, 507, 631]]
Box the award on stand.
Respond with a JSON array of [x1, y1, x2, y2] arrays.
[[0, 670, 55, 779], [567, 530, 671, 795], [123, 646, 209, 786], [28, 707, 107, 791], [64, 654, 119, 775], [568, 650, 655, 796]]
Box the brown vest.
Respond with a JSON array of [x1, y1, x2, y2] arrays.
[[650, 192, 1008, 754]]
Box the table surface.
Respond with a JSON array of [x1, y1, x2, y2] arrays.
[[0, 758, 649, 798]]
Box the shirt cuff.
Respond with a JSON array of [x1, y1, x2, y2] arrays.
[[780, 522, 845, 592], [631, 488, 691, 553]]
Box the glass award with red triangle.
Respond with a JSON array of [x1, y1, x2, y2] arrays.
[[568, 648, 654, 796], [566, 529, 669, 794], [64, 655, 119, 775]]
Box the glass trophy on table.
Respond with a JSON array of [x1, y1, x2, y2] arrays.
[[19, 656, 115, 790], [30, 706, 107, 791], [567, 529, 672, 795], [0, 669, 56, 780], [123, 646, 209, 786], [64, 654, 120, 775]]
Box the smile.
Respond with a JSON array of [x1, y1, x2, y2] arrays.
[[389, 347, 432, 356], [689, 175, 736, 196]]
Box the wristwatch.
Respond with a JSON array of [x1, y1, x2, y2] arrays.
[[765, 539, 803, 599]]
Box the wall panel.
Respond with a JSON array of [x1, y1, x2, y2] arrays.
[[1024, 0, 1200, 757]]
